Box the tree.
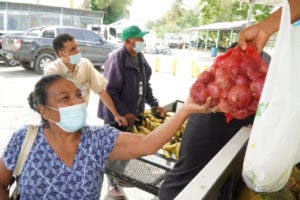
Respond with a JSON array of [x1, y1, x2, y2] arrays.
[[90, 0, 132, 24], [146, 0, 273, 38], [197, 0, 273, 24], [146, 0, 200, 36]]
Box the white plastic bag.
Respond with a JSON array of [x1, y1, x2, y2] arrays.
[[242, 0, 300, 192]]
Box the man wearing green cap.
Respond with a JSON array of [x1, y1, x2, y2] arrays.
[[98, 25, 165, 199]]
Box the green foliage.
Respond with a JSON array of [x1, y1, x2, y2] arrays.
[[197, 0, 273, 24], [146, 0, 200, 36], [90, 0, 132, 24], [146, 0, 273, 37], [253, 4, 274, 22]]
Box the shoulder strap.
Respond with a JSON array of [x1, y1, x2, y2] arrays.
[[12, 125, 39, 177]]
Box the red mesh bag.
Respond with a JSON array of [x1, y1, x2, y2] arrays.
[[190, 45, 268, 122]]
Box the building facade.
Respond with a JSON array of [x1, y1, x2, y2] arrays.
[[0, 1, 104, 31]]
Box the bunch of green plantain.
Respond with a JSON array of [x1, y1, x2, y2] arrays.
[[130, 109, 187, 159]]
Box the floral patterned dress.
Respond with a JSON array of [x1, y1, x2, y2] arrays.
[[2, 124, 120, 200]]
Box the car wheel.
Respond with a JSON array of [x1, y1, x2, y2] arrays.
[[21, 62, 33, 70], [5, 58, 19, 66], [34, 53, 55, 74]]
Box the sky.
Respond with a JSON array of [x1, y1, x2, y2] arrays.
[[129, 0, 199, 27]]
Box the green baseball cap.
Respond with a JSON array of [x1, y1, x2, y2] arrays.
[[121, 25, 149, 41]]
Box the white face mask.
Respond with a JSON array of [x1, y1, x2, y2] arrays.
[[69, 52, 81, 65], [48, 103, 87, 133], [133, 41, 146, 53]]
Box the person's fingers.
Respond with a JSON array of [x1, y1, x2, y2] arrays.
[[116, 119, 122, 126], [157, 107, 166, 117], [117, 119, 123, 126], [255, 42, 266, 55], [238, 31, 248, 51], [211, 105, 220, 113], [200, 97, 211, 112], [134, 116, 140, 122], [122, 118, 128, 127], [118, 117, 128, 127]]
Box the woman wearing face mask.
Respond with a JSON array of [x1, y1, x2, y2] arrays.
[[0, 75, 213, 199], [97, 25, 166, 198]]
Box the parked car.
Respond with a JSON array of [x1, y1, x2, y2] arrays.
[[1, 26, 120, 74], [0, 31, 22, 66], [144, 42, 172, 55], [164, 34, 184, 49]]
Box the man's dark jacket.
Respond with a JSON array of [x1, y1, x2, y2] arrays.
[[98, 46, 158, 124]]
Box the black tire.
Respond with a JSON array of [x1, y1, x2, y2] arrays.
[[21, 62, 33, 70], [34, 53, 55, 74], [4, 57, 18, 66]]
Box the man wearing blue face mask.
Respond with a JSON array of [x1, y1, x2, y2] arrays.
[[98, 25, 165, 199], [45, 33, 127, 127]]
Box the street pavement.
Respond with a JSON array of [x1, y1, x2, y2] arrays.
[[0, 49, 215, 199]]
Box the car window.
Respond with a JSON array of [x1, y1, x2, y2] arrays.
[[91, 26, 101, 32], [82, 30, 101, 42], [57, 28, 84, 41], [25, 29, 42, 37], [42, 29, 55, 38]]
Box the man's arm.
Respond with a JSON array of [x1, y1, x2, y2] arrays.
[[238, 0, 300, 53], [99, 90, 127, 126], [104, 56, 130, 116]]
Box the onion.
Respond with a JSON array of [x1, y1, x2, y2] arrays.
[[196, 71, 214, 85], [190, 44, 268, 120], [190, 82, 209, 104], [227, 85, 252, 109], [250, 79, 265, 98], [207, 82, 221, 106]]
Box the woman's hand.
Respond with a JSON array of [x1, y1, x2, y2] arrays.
[[182, 97, 215, 115]]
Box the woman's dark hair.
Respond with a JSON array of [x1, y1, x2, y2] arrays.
[[28, 74, 64, 125], [52, 33, 74, 56]]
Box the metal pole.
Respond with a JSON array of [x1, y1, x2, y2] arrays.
[[229, 29, 234, 46], [216, 30, 220, 49], [205, 30, 209, 50], [247, 0, 254, 25]]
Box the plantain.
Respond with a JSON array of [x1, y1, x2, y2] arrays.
[[162, 143, 177, 151], [163, 118, 169, 123], [163, 150, 171, 159], [292, 166, 300, 182], [174, 142, 181, 159], [176, 130, 182, 137], [239, 186, 263, 200], [151, 121, 161, 128], [139, 126, 151, 135], [145, 117, 156, 130], [166, 112, 175, 117], [287, 177, 297, 190], [148, 114, 162, 123], [144, 109, 151, 115], [132, 125, 139, 134], [138, 126, 146, 135]]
